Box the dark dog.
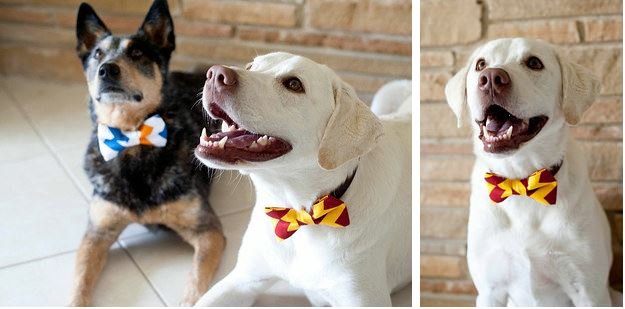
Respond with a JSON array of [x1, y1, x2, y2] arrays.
[[70, 0, 224, 306]]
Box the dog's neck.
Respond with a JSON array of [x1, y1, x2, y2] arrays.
[[94, 103, 158, 131], [248, 159, 359, 212], [475, 119, 569, 179]]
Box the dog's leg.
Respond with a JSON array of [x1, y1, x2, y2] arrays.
[[194, 247, 277, 307], [475, 288, 508, 307], [547, 254, 611, 306], [316, 266, 393, 306], [69, 199, 130, 306], [175, 228, 226, 306]]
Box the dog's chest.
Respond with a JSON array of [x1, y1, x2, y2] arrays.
[[264, 230, 345, 289]]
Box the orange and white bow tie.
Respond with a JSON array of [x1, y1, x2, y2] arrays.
[[97, 114, 167, 161], [264, 195, 350, 240], [485, 168, 558, 205]]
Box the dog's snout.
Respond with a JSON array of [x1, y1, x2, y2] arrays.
[[207, 65, 238, 90], [98, 63, 121, 80], [478, 68, 510, 93]]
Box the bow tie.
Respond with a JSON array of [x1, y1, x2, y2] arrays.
[[485, 168, 558, 205], [264, 195, 350, 240], [97, 114, 168, 161]]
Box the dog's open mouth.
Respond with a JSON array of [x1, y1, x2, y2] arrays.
[[195, 103, 292, 163], [477, 105, 548, 153]]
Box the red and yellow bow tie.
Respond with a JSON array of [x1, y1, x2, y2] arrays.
[[264, 195, 350, 240], [485, 168, 558, 205]]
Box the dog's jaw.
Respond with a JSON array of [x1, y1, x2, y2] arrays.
[[475, 104, 549, 154], [473, 114, 568, 179]]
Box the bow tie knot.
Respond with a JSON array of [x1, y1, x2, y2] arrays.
[[97, 114, 167, 161], [264, 195, 350, 240], [485, 168, 558, 205]]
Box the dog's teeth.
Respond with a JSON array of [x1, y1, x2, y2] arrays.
[[200, 128, 207, 142], [228, 125, 237, 132], [249, 141, 259, 149], [268, 137, 275, 143], [199, 136, 210, 147], [482, 126, 488, 137], [218, 136, 228, 149], [221, 121, 229, 133], [257, 135, 268, 146], [506, 126, 513, 139], [486, 117, 492, 128]]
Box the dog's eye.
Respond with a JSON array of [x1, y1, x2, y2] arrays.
[[283, 77, 304, 93], [94, 48, 104, 59], [129, 48, 143, 59], [526, 56, 544, 70], [475, 58, 486, 71], [245, 62, 252, 70]]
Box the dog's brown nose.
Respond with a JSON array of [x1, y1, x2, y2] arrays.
[[478, 68, 510, 94], [207, 65, 237, 90]]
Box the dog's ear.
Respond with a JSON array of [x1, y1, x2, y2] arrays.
[[445, 66, 469, 128], [138, 0, 175, 53], [76, 3, 110, 56], [557, 53, 600, 125], [317, 82, 384, 170]]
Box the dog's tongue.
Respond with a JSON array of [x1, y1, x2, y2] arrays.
[[486, 115, 509, 132]]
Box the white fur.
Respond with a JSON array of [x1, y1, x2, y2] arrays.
[[445, 38, 618, 306], [371, 79, 412, 116], [195, 52, 412, 306]]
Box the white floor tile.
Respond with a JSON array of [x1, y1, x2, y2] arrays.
[[54, 145, 93, 199], [0, 245, 164, 306], [0, 155, 89, 267], [2, 77, 92, 153], [0, 87, 49, 163], [118, 209, 308, 306], [118, 210, 254, 306]]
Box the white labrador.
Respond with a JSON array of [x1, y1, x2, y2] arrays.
[[445, 38, 619, 306], [193, 52, 412, 306]]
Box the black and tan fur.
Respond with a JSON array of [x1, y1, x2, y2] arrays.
[[70, 1, 224, 306]]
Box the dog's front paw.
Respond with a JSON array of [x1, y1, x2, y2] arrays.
[[68, 298, 90, 307]]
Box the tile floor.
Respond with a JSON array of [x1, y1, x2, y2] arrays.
[[0, 76, 412, 306]]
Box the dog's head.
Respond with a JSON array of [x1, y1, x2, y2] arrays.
[[76, 0, 174, 129], [445, 38, 599, 155], [195, 52, 383, 172]]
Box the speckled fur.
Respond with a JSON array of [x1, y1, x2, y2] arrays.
[[83, 72, 221, 220], [70, 1, 225, 306]]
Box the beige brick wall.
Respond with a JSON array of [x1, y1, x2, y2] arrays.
[[420, 0, 622, 306], [0, 0, 412, 103]]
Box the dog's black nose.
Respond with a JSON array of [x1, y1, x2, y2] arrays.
[[99, 63, 121, 80], [478, 68, 510, 94], [207, 65, 237, 90]]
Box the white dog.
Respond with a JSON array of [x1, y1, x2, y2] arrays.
[[193, 52, 412, 306], [445, 38, 619, 306]]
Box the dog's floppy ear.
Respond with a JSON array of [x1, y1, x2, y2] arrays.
[[317, 82, 384, 170], [138, 0, 175, 53], [445, 65, 469, 128], [557, 52, 600, 124], [76, 3, 110, 57]]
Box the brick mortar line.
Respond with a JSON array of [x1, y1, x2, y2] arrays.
[[234, 24, 412, 41], [175, 36, 413, 62], [420, 41, 623, 50], [487, 14, 624, 23]]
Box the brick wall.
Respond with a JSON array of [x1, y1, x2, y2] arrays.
[[0, 0, 412, 103], [420, 0, 622, 306]]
